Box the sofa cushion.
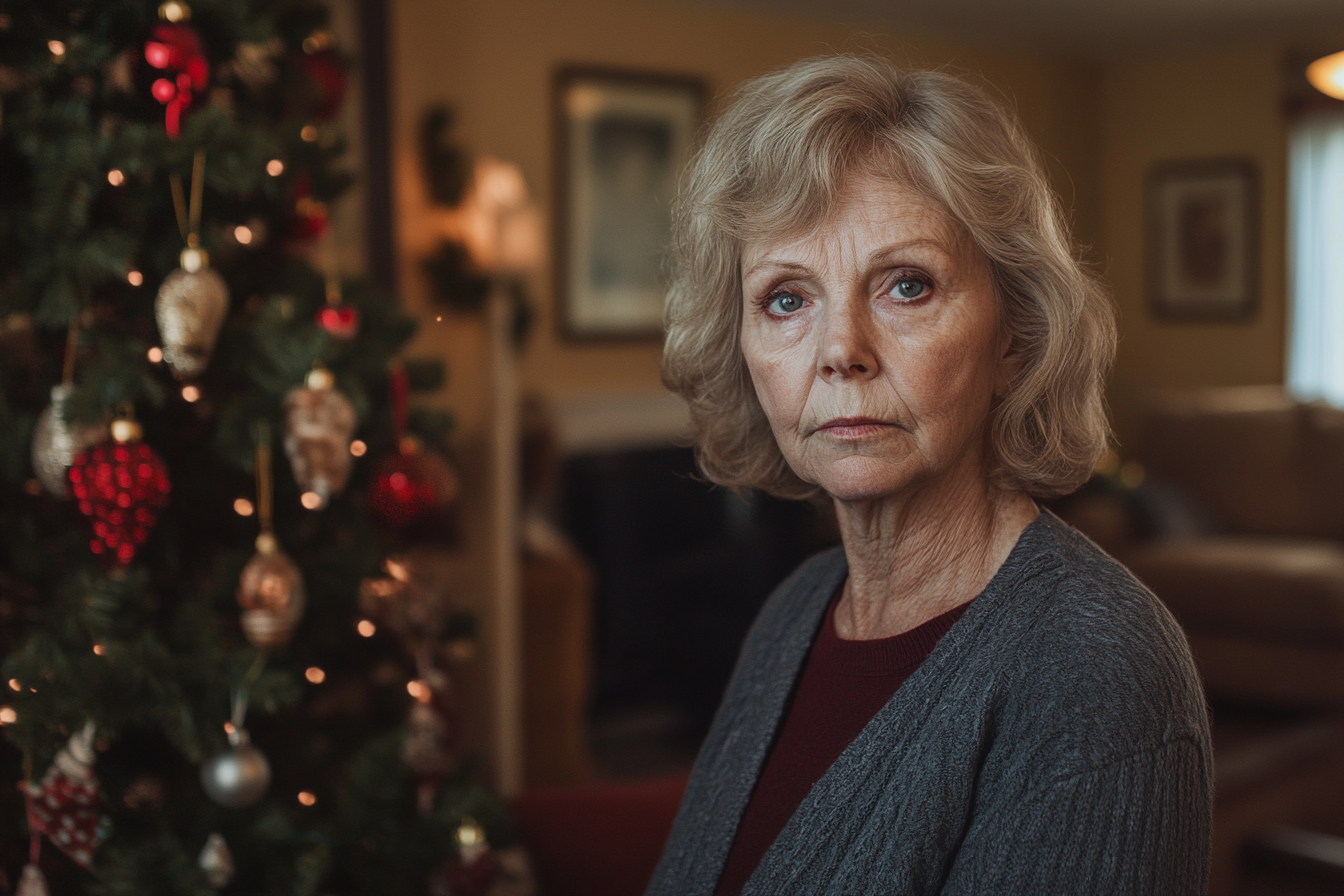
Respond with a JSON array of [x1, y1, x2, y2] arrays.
[[1123, 537, 1344, 705], [1141, 387, 1313, 539]]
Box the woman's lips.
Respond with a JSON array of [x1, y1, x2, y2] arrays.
[[815, 417, 893, 438]]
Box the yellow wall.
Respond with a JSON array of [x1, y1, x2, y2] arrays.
[[1099, 34, 1344, 449], [388, 0, 1107, 439]]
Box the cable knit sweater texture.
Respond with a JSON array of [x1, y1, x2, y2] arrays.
[[647, 511, 1213, 895]]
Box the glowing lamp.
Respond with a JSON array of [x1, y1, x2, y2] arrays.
[[1308, 50, 1344, 100]]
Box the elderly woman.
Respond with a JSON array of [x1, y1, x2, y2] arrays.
[[648, 56, 1211, 895]]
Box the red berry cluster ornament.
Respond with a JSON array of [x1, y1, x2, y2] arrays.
[[69, 415, 171, 566], [143, 2, 209, 138], [24, 723, 107, 870]]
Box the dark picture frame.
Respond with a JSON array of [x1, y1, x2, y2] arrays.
[[1146, 158, 1259, 321], [553, 67, 706, 339]]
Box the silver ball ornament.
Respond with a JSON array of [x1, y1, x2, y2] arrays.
[[200, 729, 270, 808], [30, 384, 103, 497]]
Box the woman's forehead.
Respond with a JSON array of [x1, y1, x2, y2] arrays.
[[740, 174, 969, 271]]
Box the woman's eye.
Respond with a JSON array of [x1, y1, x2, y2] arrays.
[[768, 292, 805, 314], [892, 278, 927, 300]]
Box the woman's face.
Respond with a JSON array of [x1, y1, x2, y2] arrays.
[[739, 173, 1014, 505]]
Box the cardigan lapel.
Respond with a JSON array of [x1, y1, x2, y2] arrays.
[[649, 548, 848, 895], [743, 515, 1062, 894]]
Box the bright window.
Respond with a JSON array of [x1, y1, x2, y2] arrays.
[[1288, 110, 1344, 405]]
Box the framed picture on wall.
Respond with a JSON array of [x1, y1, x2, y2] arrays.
[[554, 67, 706, 339], [1146, 158, 1259, 321]]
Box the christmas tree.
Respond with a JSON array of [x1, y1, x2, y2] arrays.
[[0, 1, 512, 893]]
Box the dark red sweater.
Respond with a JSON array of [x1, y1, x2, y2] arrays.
[[714, 591, 970, 896]]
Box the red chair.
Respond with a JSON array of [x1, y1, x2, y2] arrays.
[[511, 773, 690, 896]]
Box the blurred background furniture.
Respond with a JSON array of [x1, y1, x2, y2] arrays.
[[510, 773, 687, 896], [1054, 385, 1344, 896]]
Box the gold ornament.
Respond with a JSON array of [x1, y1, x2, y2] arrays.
[[31, 384, 103, 497], [237, 532, 305, 651], [283, 367, 356, 508], [155, 246, 228, 378]]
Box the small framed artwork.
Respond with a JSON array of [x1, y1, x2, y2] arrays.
[[554, 67, 706, 339], [1146, 158, 1259, 321]]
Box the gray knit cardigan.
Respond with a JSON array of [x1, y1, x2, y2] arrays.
[[647, 511, 1212, 895]]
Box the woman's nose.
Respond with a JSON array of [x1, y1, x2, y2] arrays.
[[817, 297, 879, 381]]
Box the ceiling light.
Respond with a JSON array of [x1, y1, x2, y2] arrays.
[[1307, 50, 1344, 101]]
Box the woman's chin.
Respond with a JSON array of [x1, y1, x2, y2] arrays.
[[808, 460, 920, 505]]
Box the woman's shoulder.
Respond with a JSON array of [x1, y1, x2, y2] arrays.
[[974, 511, 1209, 768]]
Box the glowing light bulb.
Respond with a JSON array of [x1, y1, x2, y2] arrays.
[[349, 440, 367, 457], [233, 498, 254, 516], [181, 385, 201, 403], [48, 40, 65, 58], [407, 679, 431, 702], [8, 679, 19, 691], [0, 707, 15, 725], [357, 619, 376, 637], [266, 159, 284, 176], [127, 270, 144, 286], [300, 491, 322, 509], [300, 125, 317, 142], [107, 169, 125, 186], [93, 644, 106, 655], [298, 791, 317, 806], [305, 667, 326, 684], [234, 225, 253, 245], [147, 346, 163, 363]]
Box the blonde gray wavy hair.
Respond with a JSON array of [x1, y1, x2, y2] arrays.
[[662, 55, 1115, 501]]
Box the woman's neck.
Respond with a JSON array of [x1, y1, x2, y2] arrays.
[[832, 473, 1038, 640]]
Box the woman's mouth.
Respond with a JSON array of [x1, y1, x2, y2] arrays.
[[815, 417, 893, 438]]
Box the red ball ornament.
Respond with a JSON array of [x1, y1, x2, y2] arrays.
[[289, 177, 329, 243], [316, 304, 360, 339], [368, 438, 458, 536], [298, 49, 348, 122], [69, 417, 171, 566]]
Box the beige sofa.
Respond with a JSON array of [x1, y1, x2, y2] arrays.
[[1107, 387, 1344, 707]]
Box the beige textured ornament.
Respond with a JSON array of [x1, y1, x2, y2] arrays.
[[155, 247, 229, 379], [31, 384, 104, 496], [16, 864, 50, 896], [403, 699, 455, 777], [283, 368, 356, 507], [198, 832, 235, 888], [236, 533, 305, 650]]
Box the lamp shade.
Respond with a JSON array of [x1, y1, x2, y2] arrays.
[[1307, 50, 1344, 100]]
